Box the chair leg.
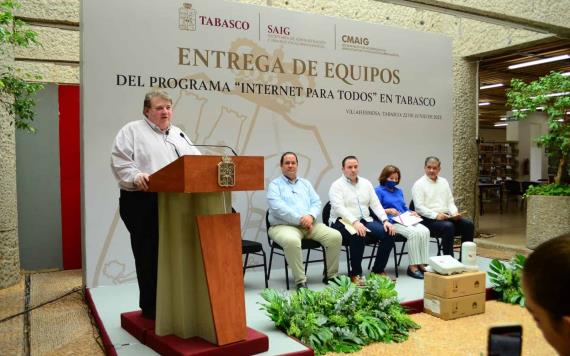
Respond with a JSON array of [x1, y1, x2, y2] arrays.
[[367, 243, 378, 270], [304, 249, 311, 274], [436, 238, 443, 256], [345, 247, 351, 275], [262, 249, 269, 288], [243, 252, 249, 275], [397, 241, 407, 266], [322, 247, 327, 279], [393, 242, 399, 278], [284, 257, 290, 290], [456, 241, 462, 261], [267, 246, 275, 279]]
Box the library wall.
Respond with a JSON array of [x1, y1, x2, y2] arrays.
[[479, 141, 518, 182], [479, 128, 506, 142]]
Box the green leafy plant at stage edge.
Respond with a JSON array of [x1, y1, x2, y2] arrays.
[[488, 254, 526, 307], [523, 183, 570, 197], [259, 274, 420, 355], [0, 0, 43, 133], [507, 71, 570, 185]]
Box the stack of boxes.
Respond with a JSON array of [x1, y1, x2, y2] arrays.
[[423, 271, 487, 320]]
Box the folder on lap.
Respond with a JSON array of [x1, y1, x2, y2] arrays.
[[393, 211, 423, 227], [339, 218, 370, 235]]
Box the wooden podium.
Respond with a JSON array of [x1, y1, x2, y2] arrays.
[[147, 155, 264, 346]]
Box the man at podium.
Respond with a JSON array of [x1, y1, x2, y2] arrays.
[[111, 89, 201, 319], [267, 152, 342, 290]]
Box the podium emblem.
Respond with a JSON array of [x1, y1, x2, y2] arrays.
[[217, 156, 235, 187]]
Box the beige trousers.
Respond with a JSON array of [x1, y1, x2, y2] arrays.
[[268, 223, 342, 285]]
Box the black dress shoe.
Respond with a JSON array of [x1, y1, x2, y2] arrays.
[[406, 267, 424, 280], [296, 282, 308, 290], [322, 275, 340, 285]]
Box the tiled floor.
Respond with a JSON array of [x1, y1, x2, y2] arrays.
[[477, 197, 530, 253]]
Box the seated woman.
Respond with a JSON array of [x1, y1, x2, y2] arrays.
[[375, 165, 430, 279], [522, 234, 570, 356]]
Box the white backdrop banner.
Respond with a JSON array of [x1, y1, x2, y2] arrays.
[[82, 0, 453, 287]]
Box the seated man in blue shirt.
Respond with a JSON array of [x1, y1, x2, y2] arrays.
[[267, 152, 342, 290]]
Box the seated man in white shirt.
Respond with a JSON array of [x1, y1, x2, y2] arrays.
[[328, 156, 396, 286], [411, 156, 474, 257]]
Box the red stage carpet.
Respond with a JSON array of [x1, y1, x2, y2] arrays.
[[121, 311, 270, 356]]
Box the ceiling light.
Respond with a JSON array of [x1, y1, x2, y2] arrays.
[[500, 117, 507, 121], [508, 54, 570, 69], [546, 92, 569, 98], [480, 83, 504, 90], [530, 92, 570, 100], [562, 72, 570, 76], [494, 123, 508, 127], [479, 102, 491, 106]]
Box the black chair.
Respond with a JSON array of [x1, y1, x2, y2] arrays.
[[393, 235, 409, 271], [409, 200, 447, 257], [503, 180, 523, 210], [521, 181, 539, 194], [242, 240, 268, 288], [366, 208, 408, 278], [265, 210, 327, 290], [235, 208, 268, 288], [322, 202, 405, 277], [369, 232, 408, 278]]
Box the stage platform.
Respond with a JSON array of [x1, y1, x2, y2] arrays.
[[87, 245, 493, 355]]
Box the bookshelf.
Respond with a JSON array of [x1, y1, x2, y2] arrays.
[[478, 141, 518, 182]]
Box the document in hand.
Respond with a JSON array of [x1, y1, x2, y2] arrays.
[[392, 211, 423, 226], [339, 218, 371, 235], [448, 211, 467, 220]]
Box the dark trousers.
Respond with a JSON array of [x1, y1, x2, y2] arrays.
[[332, 218, 394, 276], [420, 217, 474, 256], [119, 190, 159, 319]]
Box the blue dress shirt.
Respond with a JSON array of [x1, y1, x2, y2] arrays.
[[267, 175, 322, 226], [374, 185, 410, 223]]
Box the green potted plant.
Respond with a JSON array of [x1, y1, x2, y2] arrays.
[[488, 255, 526, 306], [259, 274, 419, 355], [506, 71, 570, 249]]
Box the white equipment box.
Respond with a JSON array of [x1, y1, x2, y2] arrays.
[[429, 255, 466, 275]]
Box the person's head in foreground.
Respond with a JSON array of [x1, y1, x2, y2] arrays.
[[522, 233, 570, 356]]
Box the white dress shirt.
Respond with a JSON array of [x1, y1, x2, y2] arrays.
[[411, 174, 458, 219], [111, 118, 201, 190], [328, 175, 388, 226]]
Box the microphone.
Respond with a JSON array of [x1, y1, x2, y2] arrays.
[[164, 129, 180, 157], [179, 132, 238, 156]]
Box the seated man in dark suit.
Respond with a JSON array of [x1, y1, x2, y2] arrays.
[[411, 156, 473, 257]]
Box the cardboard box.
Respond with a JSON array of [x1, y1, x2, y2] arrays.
[[423, 292, 486, 320], [424, 271, 486, 298]]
